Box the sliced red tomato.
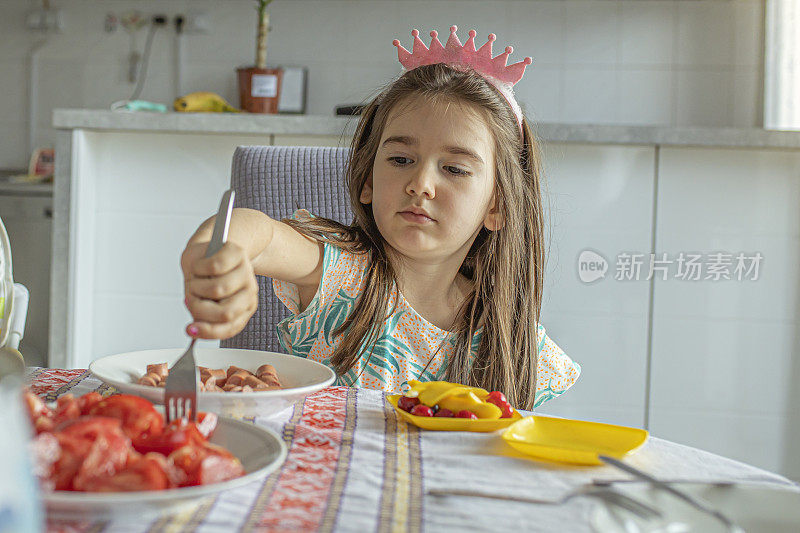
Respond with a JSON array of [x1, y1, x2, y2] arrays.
[[55, 415, 125, 442], [23, 390, 54, 434], [133, 419, 205, 456], [80, 453, 171, 492], [23, 390, 51, 419], [51, 437, 87, 491], [197, 443, 244, 485], [51, 416, 130, 491], [88, 394, 164, 441], [168, 444, 205, 486], [77, 391, 103, 415], [196, 412, 218, 439], [72, 432, 130, 491], [167, 441, 243, 487], [53, 394, 81, 425]]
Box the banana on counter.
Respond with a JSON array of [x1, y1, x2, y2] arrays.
[[173, 92, 241, 113]]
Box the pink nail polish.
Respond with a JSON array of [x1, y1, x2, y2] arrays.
[[184, 297, 189, 306], [188, 325, 199, 336]]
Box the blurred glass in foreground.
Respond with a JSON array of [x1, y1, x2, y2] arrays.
[[0, 375, 43, 533]]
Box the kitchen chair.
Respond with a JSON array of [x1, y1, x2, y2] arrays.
[[221, 145, 353, 353], [0, 214, 29, 375]]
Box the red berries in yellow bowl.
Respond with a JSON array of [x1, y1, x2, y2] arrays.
[[387, 380, 523, 432]]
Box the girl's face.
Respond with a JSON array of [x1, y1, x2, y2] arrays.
[[361, 97, 501, 264]]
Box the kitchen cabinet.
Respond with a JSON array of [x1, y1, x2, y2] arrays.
[[650, 147, 800, 476]]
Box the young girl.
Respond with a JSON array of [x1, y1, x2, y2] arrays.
[[181, 27, 580, 410]]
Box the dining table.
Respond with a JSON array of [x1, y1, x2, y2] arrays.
[[29, 367, 798, 533]]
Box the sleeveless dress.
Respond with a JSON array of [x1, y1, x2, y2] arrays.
[[273, 240, 581, 408]]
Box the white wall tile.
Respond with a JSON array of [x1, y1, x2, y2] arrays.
[[506, 0, 564, 66], [620, 1, 676, 66], [563, 0, 620, 65], [563, 68, 619, 124], [676, 1, 737, 66], [181, 63, 240, 107], [617, 69, 673, 126], [675, 70, 733, 127], [339, 63, 401, 105], [181, 3, 253, 66], [516, 66, 562, 123], [341, 1, 401, 65], [731, 68, 761, 128], [399, 1, 510, 45], [732, 0, 764, 68], [35, 59, 85, 125], [0, 120, 29, 169], [305, 62, 347, 115], [0, 61, 27, 124]]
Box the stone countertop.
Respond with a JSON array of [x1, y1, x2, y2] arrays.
[[53, 109, 800, 150]]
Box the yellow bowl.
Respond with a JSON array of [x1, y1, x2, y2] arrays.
[[501, 415, 648, 465], [387, 394, 522, 432]]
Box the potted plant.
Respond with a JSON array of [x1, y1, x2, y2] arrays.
[[237, 0, 282, 113]]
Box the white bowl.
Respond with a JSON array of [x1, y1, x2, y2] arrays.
[[591, 482, 800, 533], [89, 347, 336, 418], [45, 414, 286, 520]]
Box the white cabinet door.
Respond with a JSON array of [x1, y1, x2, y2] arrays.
[[650, 146, 800, 477], [538, 143, 656, 428], [63, 131, 274, 368]]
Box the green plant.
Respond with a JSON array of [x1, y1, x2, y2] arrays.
[[255, 0, 274, 69]]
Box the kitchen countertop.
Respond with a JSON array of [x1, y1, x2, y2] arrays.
[[53, 108, 800, 150]]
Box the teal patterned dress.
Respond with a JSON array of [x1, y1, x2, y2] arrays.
[[273, 242, 580, 407]]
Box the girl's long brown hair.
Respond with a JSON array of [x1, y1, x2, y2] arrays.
[[284, 63, 546, 410]]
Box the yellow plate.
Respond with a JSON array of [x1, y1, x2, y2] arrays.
[[387, 394, 522, 432], [501, 415, 648, 465]]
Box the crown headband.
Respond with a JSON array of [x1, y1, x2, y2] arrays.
[[392, 26, 532, 133]]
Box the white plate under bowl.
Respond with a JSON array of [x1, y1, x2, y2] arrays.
[[45, 414, 287, 520], [591, 482, 800, 533], [89, 347, 336, 418]]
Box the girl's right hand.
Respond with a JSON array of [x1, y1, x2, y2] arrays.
[[180, 241, 259, 339]]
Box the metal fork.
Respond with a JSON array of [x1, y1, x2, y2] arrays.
[[165, 188, 236, 423], [426, 485, 663, 521], [599, 455, 745, 533]]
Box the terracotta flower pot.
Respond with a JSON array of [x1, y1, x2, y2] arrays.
[[237, 67, 283, 114]]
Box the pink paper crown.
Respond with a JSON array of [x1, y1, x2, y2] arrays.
[[393, 26, 532, 131]]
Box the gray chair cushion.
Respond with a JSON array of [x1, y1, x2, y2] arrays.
[[221, 145, 353, 353]]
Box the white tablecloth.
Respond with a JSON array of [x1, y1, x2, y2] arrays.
[[30, 368, 797, 533]]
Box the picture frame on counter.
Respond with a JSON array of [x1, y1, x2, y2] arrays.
[[277, 66, 308, 115]]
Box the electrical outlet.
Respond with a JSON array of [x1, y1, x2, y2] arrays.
[[26, 8, 63, 31], [182, 11, 211, 34]]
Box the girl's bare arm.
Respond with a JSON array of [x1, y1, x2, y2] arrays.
[[186, 208, 322, 286], [181, 208, 323, 339]]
